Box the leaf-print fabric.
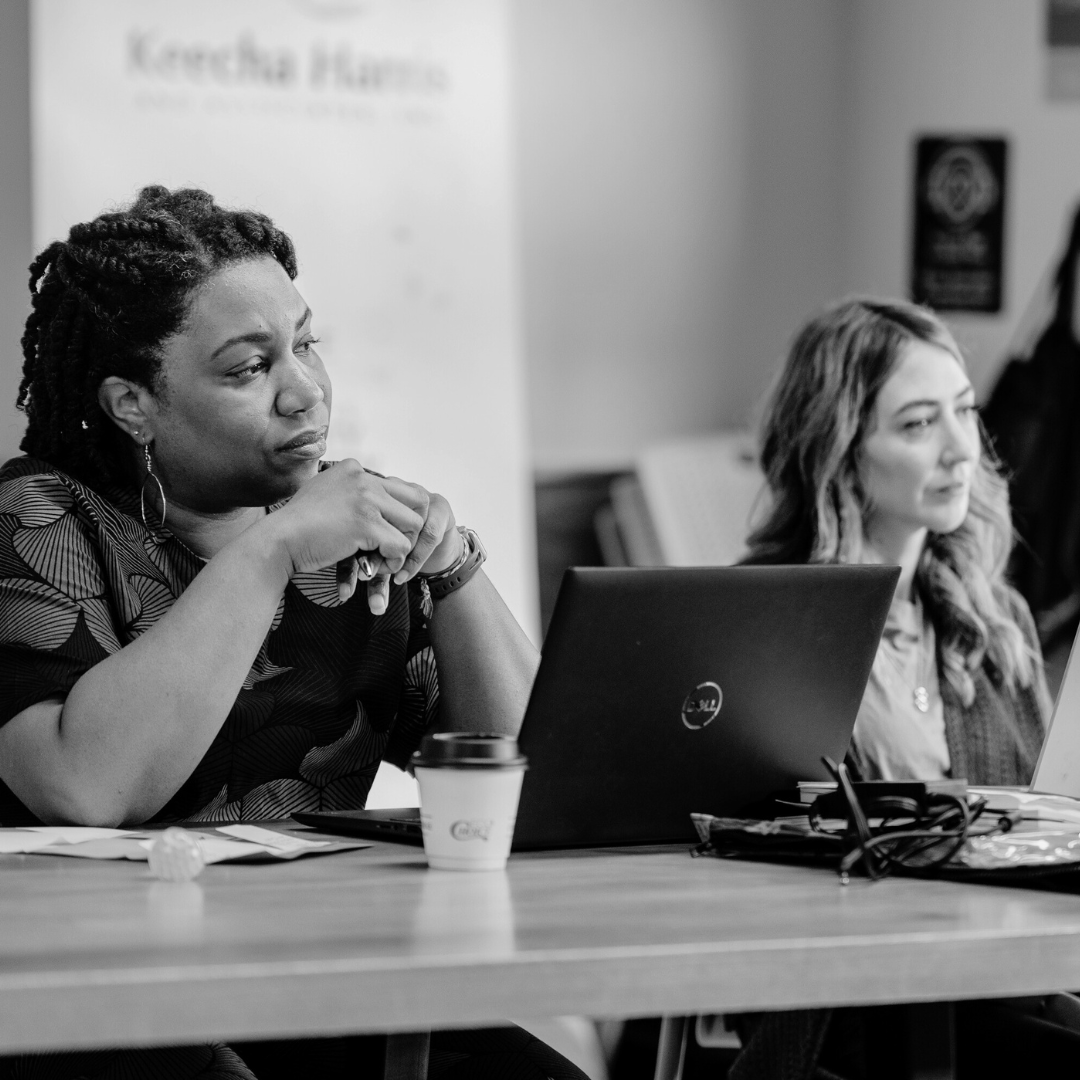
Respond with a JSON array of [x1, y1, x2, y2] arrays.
[[0, 457, 438, 826]]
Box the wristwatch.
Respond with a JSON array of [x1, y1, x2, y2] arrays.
[[417, 526, 487, 602]]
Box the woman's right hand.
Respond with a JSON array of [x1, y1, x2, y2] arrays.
[[258, 460, 454, 614]]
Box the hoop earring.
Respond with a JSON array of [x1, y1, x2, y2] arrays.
[[140, 443, 167, 530]]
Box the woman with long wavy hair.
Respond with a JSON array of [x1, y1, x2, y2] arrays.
[[745, 297, 1049, 785]]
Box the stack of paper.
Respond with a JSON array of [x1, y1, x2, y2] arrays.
[[969, 787, 1080, 827], [0, 824, 366, 862], [0, 826, 139, 854]]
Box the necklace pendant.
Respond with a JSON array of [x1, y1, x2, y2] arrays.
[[913, 686, 930, 713]]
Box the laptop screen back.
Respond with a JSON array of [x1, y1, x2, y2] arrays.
[[1030, 626, 1080, 796], [511, 564, 898, 848]]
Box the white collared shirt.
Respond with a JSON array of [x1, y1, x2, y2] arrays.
[[851, 595, 950, 780]]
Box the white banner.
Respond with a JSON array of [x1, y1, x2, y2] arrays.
[[31, 0, 537, 636]]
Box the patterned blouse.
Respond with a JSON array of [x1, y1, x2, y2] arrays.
[[0, 456, 439, 826]]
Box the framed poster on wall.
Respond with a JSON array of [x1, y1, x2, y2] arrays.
[[910, 136, 1007, 314], [1048, 0, 1080, 99]]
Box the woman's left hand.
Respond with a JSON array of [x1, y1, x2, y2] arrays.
[[337, 475, 463, 612]]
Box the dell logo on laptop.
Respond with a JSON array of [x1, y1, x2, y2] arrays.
[[681, 682, 723, 729]]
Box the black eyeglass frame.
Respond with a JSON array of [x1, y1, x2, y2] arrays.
[[812, 757, 989, 884]]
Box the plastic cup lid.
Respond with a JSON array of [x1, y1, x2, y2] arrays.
[[412, 732, 527, 769]]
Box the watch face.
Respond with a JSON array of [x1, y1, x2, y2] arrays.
[[465, 527, 487, 560]]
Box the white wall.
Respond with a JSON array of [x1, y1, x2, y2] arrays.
[[0, 0, 31, 465], [841, 0, 1080, 396], [7, 2, 1080, 475], [514, 0, 848, 472]]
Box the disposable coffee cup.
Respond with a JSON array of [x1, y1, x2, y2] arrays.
[[412, 733, 527, 871]]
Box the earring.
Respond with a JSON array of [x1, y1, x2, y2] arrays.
[[139, 441, 167, 530]]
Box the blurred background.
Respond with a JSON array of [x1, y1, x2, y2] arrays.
[[4, 0, 1080, 643], [6, 5, 1080, 1075]]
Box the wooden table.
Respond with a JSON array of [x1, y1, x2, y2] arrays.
[[3, 831, 1080, 1056]]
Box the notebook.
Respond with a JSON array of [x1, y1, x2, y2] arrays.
[[294, 564, 899, 849]]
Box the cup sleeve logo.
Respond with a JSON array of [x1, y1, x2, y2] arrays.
[[681, 682, 723, 729], [450, 819, 493, 842]]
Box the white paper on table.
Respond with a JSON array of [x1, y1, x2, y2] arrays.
[[0, 831, 60, 853], [21, 836, 278, 862], [217, 825, 331, 853], [137, 837, 277, 864], [2, 826, 365, 862], [0, 826, 141, 853], [25, 826, 142, 844]]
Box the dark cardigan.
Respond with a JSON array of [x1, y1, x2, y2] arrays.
[[730, 594, 1051, 1080], [940, 652, 1049, 786]]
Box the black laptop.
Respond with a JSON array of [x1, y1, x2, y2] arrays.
[[294, 564, 898, 849]]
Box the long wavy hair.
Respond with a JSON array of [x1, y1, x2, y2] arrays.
[[745, 297, 1036, 706]]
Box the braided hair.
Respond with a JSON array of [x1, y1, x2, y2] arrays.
[[18, 185, 298, 486]]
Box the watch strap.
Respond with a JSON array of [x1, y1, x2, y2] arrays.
[[418, 526, 487, 601]]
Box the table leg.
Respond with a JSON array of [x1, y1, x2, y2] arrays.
[[385, 1031, 431, 1080], [906, 1002, 955, 1080], [653, 1015, 689, 1080]]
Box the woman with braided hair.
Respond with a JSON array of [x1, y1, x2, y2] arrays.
[[0, 186, 585, 1080]]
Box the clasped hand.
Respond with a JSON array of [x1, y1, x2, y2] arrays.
[[268, 460, 462, 615]]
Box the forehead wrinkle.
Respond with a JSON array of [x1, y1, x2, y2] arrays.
[[204, 300, 309, 362], [159, 259, 308, 382]]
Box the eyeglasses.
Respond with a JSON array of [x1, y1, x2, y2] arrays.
[[812, 757, 986, 884]]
